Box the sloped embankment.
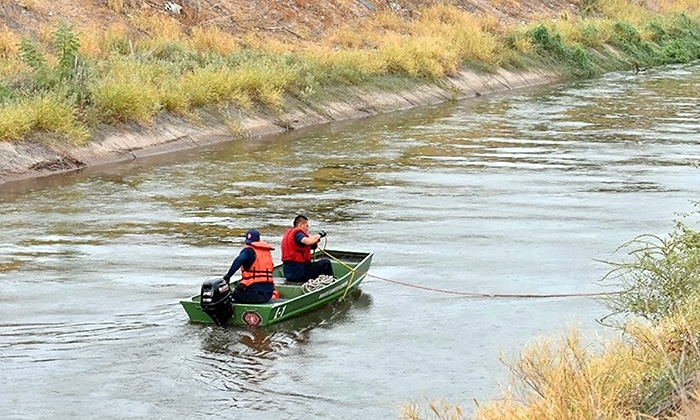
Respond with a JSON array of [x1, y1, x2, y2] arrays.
[[0, 68, 552, 184]]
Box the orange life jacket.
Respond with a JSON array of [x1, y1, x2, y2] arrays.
[[240, 241, 275, 287], [281, 228, 311, 263]]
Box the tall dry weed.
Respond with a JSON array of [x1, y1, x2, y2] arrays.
[[190, 27, 238, 55], [0, 93, 87, 142], [476, 291, 700, 419], [0, 27, 18, 58], [130, 13, 181, 39]]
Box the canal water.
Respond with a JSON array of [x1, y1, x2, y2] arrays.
[[2, 63, 700, 419]]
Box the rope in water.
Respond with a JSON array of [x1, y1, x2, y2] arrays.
[[363, 272, 620, 299], [319, 237, 620, 299]]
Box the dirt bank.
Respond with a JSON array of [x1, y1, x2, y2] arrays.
[[0, 67, 554, 186]]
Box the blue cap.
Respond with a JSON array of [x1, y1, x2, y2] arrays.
[[244, 229, 260, 244]]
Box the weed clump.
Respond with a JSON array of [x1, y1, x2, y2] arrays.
[[0, 93, 87, 142], [527, 24, 599, 77]]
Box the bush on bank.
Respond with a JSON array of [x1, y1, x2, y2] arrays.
[[470, 220, 700, 419], [401, 205, 700, 418], [1, 1, 700, 142]]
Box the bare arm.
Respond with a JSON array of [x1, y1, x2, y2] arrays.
[[301, 234, 321, 246]]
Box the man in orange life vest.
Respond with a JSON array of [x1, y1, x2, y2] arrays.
[[281, 215, 334, 282], [223, 229, 275, 304]]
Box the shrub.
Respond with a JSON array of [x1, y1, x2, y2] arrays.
[[0, 94, 87, 142], [601, 225, 700, 323], [159, 81, 190, 114], [52, 21, 80, 79], [178, 66, 244, 107], [29, 94, 88, 141], [0, 100, 34, 141], [90, 60, 162, 123], [91, 79, 159, 123]]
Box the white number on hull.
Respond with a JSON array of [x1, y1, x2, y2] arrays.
[[273, 305, 287, 319]]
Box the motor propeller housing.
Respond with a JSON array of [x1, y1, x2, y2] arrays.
[[200, 278, 233, 326]]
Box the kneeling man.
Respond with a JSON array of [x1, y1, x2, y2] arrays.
[[281, 215, 333, 283]]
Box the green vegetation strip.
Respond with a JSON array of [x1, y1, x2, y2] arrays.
[[1, 2, 700, 143]]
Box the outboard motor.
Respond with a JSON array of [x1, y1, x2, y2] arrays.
[[200, 278, 233, 326]]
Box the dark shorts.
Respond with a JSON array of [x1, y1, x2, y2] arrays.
[[284, 259, 334, 283], [232, 283, 274, 304]]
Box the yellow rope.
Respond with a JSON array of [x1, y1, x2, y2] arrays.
[[319, 245, 359, 300]]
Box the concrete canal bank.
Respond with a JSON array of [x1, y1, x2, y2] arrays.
[[0, 68, 554, 186]]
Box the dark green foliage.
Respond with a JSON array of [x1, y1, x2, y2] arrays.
[[571, 45, 596, 76], [642, 14, 700, 65], [527, 24, 600, 77], [662, 39, 695, 62], [52, 21, 80, 79], [523, 15, 700, 77], [529, 24, 567, 55], [647, 20, 669, 43], [614, 21, 642, 44], [18, 37, 47, 71], [611, 21, 659, 66], [0, 83, 14, 105]]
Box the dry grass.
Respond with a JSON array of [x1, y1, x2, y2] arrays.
[[130, 13, 181, 40], [0, 101, 34, 141], [189, 26, 239, 55], [0, 93, 87, 142], [402, 401, 465, 420], [107, 0, 124, 13], [370, 10, 409, 33], [658, 0, 700, 15], [78, 23, 132, 58], [176, 67, 249, 109], [90, 59, 161, 123], [243, 34, 300, 55], [325, 27, 366, 49], [311, 4, 503, 81], [475, 292, 700, 419], [306, 48, 386, 76], [0, 58, 25, 77], [2, 3, 700, 144], [0, 27, 18, 58], [598, 0, 653, 23]]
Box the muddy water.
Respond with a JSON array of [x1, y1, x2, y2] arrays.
[[2, 63, 700, 419]]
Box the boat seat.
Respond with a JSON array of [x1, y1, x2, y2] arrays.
[[274, 277, 304, 287], [268, 298, 290, 304]]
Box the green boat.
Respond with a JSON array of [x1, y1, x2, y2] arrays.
[[180, 249, 373, 327]]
